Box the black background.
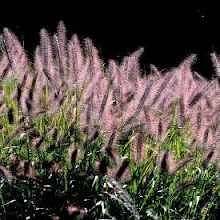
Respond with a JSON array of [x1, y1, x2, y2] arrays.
[[0, 2, 219, 79]]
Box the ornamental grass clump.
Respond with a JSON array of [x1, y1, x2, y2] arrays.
[[1, 21, 220, 219]]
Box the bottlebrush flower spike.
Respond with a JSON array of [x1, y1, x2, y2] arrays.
[[119, 47, 144, 92], [121, 79, 154, 132], [68, 147, 81, 164], [150, 64, 162, 78], [211, 52, 220, 77], [156, 150, 193, 175], [68, 34, 84, 85], [0, 55, 9, 82], [175, 180, 196, 192], [2, 28, 28, 76], [150, 72, 173, 107], [202, 148, 219, 168], [25, 165, 36, 180], [1, 28, 29, 86], [95, 149, 131, 182], [156, 150, 173, 173], [0, 165, 13, 181], [84, 38, 102, 79], [1, 32, 16, 72], [178, 54, 197, 103], [56, 21, 67, 70], [132, 123, 147, 162], [40, 29, 53, 73]]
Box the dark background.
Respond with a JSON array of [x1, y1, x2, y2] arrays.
[[0, 2, 219, 79]]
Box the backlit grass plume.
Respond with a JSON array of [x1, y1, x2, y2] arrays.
[[1, 22, 220, 156]]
